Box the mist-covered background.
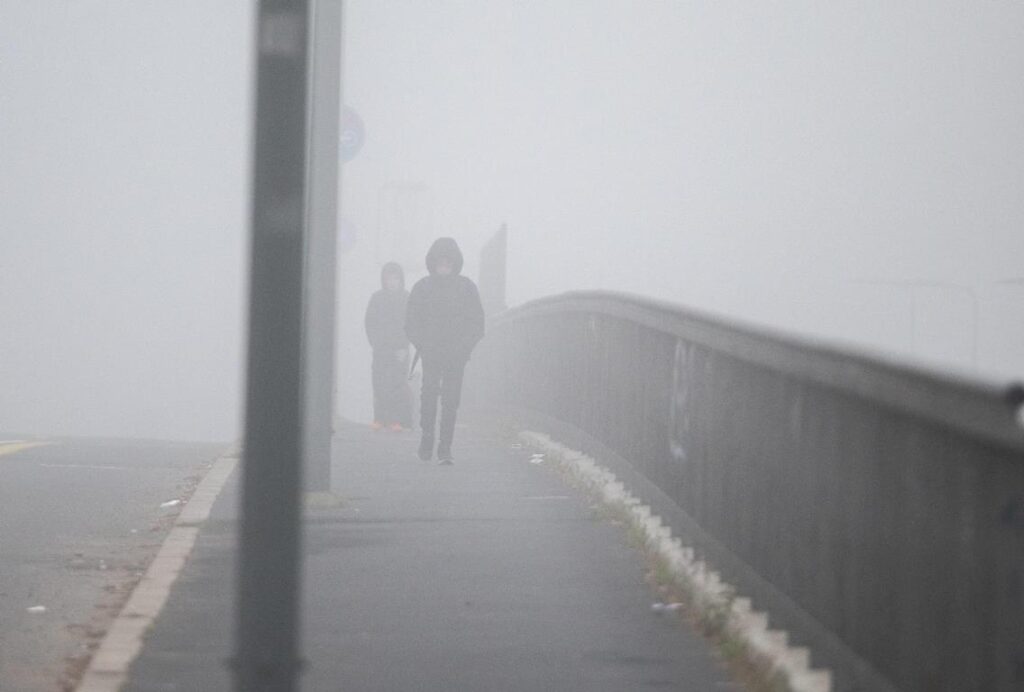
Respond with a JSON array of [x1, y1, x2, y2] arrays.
[[2, 1, 1022, 441], [1, 2, 252, 441]]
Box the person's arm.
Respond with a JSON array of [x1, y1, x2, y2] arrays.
[[365, 293, 382, 349], [404, 282, 425, 350]]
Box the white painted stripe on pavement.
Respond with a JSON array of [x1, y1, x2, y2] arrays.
[[39, 464, 130, 471], [75, 451, 238, 692], [0, 441, 52, 457]]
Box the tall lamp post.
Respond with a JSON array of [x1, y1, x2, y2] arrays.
[[303, 0, 343, 493]]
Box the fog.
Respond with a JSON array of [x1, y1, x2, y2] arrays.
[[337, 0, 1024, 422], [2, 1, 1022, 440], [0, 2, 252, 441]]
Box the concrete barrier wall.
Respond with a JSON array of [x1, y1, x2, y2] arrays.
[[468, 291, 1024, 692]]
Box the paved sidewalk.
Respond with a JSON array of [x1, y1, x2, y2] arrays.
[[124, 422, 737, 691]]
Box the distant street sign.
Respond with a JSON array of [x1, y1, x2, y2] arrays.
[[340, 105, 364, 162]]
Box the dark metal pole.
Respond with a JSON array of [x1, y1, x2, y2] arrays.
[[303, 0, 343, 493], [236, 2, 313, 690]]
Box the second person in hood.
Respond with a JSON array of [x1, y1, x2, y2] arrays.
[[405, 238, 485, 464], [365, 262, 413, 431]]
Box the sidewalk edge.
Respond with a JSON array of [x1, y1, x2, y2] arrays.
[[520, 431, 834, 692], [74, 451, 239, 692]]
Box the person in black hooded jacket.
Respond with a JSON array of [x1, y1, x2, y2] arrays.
[[405, 238, 485, 464], [365, 262, 413, 430]]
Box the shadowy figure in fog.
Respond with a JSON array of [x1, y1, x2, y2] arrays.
[[405, 238, 485, 464], [365, 262, 412, 431]]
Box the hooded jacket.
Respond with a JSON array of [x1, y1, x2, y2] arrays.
[[365, 262, 410, 352], [405, 238, 485, 363]]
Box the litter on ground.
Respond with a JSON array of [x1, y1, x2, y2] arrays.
[[650, 602, 683, 613]]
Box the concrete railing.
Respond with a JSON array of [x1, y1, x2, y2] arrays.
[[468, 291, 1024, 692]]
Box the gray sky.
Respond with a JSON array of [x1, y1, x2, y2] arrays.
[[2, 1, 1022, 438], [1, 1, 252, 440]]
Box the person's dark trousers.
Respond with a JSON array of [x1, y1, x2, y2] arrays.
[[419, 355, 466, 457], [372, 349, 412, 427]]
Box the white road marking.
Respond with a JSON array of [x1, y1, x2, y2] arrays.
[[74, 451, 238, 692], [38, 464, 129, 471], [0, 441, 52, 458]]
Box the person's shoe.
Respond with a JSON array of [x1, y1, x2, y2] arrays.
[[370, 421, 384, 431], [388, 423, 403, 432], [418, 437, 434, 461], [437, 448, 453, 465]]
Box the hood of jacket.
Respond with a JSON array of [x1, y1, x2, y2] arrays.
[[380, 261, 405, 290], [425, 237, 464, 276]]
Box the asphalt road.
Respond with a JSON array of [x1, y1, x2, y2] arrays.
[[0, 437, 224, 692]]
